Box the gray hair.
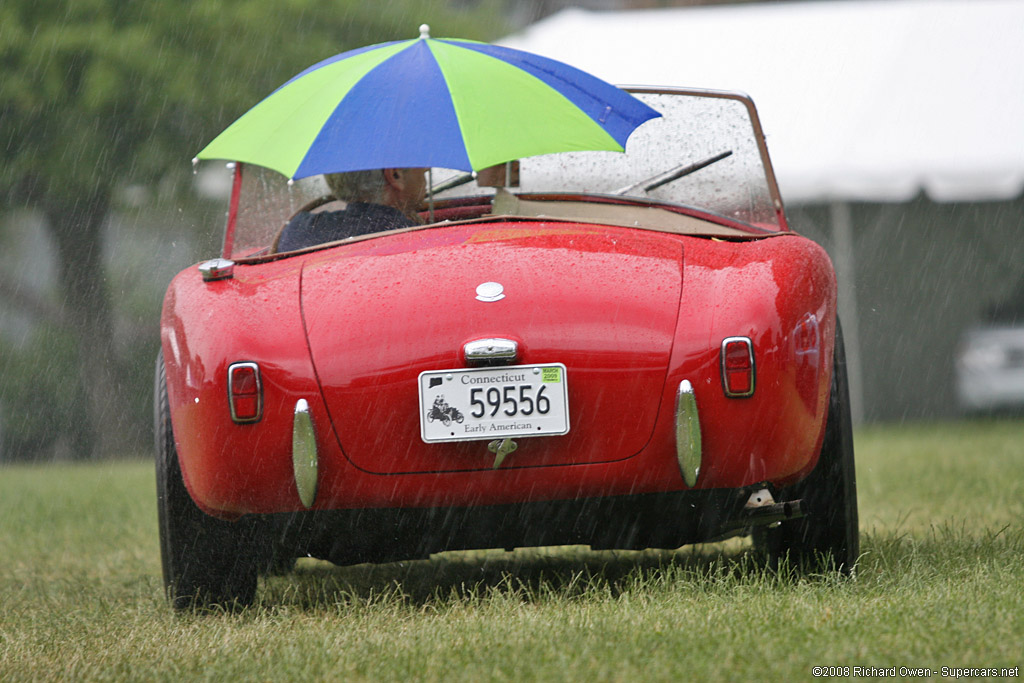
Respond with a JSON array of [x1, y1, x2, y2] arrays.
[[324, 170, 386, 203]]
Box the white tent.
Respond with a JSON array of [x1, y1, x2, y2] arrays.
[[501, 0, 1024, 205]]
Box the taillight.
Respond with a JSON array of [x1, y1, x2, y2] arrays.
[[228, 362, 262, 423], [721, 337, 755, 398]]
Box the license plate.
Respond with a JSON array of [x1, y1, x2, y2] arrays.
[[418, 364, 569, 443]]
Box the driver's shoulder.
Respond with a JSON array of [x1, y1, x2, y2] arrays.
[[309, 199, 347, 214]]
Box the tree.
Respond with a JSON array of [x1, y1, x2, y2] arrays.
[[0, 0, 504, 458]]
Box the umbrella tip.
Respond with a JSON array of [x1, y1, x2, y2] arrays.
[[419, 24, 430, 39]]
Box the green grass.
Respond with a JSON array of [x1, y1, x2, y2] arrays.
[[2, 420, 1023, 681]]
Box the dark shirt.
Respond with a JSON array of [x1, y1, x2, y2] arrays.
[[276, 202, 414, 252]]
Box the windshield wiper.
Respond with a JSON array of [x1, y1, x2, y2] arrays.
[[430, 171, 476, 195], [615, 150, 733, 196]]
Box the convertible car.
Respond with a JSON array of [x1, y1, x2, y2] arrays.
[[157, 87, 858, 608]]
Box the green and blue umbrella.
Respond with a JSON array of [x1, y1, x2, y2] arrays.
[[196, 26, 660, 179]]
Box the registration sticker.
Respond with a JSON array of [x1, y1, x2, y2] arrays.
[[418, 363, 569, 443]]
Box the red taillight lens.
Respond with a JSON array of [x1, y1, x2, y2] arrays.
[[721, 337, 755, 397], [228, 362, 262, 422]]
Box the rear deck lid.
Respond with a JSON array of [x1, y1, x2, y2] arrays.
[[299, 222, 682, 473]]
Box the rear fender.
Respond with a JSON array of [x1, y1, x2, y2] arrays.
[[662, 234, 836, 489], [160, 259, 321, 516]]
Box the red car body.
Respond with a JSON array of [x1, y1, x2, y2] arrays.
[[156, 88, 857, 608]]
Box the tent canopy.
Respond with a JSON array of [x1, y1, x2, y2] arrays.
[[500, 0, 1024, 204]]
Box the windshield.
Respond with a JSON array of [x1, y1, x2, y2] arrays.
[[435, 89, 782, 228], [219, 88, 784, 260]]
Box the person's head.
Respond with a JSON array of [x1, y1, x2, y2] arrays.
[[324, 169, 386, 204], [324, 167, 427, 221]]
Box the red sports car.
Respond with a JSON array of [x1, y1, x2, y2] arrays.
[[156, 87, 858, 608]]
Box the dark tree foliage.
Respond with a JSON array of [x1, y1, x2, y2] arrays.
[[0, 0, 504, 459]]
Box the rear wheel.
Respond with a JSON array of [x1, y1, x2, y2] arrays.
[[155, 352, 258, 609], [763, 321, 859, 574]]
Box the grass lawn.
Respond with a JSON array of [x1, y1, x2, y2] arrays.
[[1, 420, 1022, 681]]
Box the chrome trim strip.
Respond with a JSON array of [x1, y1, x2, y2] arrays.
[[227, 361, 262, 423], [675, 379, 702, 488], [292, 399, 319, 509], [198, 258, 235, 282], [463, 338, 519, 365], [721, 336, 756, 398]]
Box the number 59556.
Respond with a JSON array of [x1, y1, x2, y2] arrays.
[[469, 385, 551, 418]]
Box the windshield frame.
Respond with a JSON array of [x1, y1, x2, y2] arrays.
[[626, 86, 786, 229]]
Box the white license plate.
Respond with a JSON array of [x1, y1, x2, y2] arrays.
[[418, 364, 569, 443]]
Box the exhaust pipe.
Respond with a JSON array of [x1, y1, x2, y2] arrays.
[[725, 499, 803, 531]]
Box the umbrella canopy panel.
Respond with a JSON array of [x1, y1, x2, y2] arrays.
[[197, 34, 660, 179]]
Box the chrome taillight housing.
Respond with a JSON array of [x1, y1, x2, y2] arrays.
[[228, 362, 262, 423], [721, 337, 755, 398]]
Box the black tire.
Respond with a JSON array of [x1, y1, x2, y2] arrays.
[[155, 352, 258, 609], [251, 515, 297, 577], [763, 320, 860, 574]]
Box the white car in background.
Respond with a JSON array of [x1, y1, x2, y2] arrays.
[[956, 324, 1024, 413]]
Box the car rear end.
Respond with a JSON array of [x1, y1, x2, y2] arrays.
[[162, 215, 835, 519], [156, 87, 854, 609]]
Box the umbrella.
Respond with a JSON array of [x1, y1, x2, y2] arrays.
[[196, 25, 660, 179]]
